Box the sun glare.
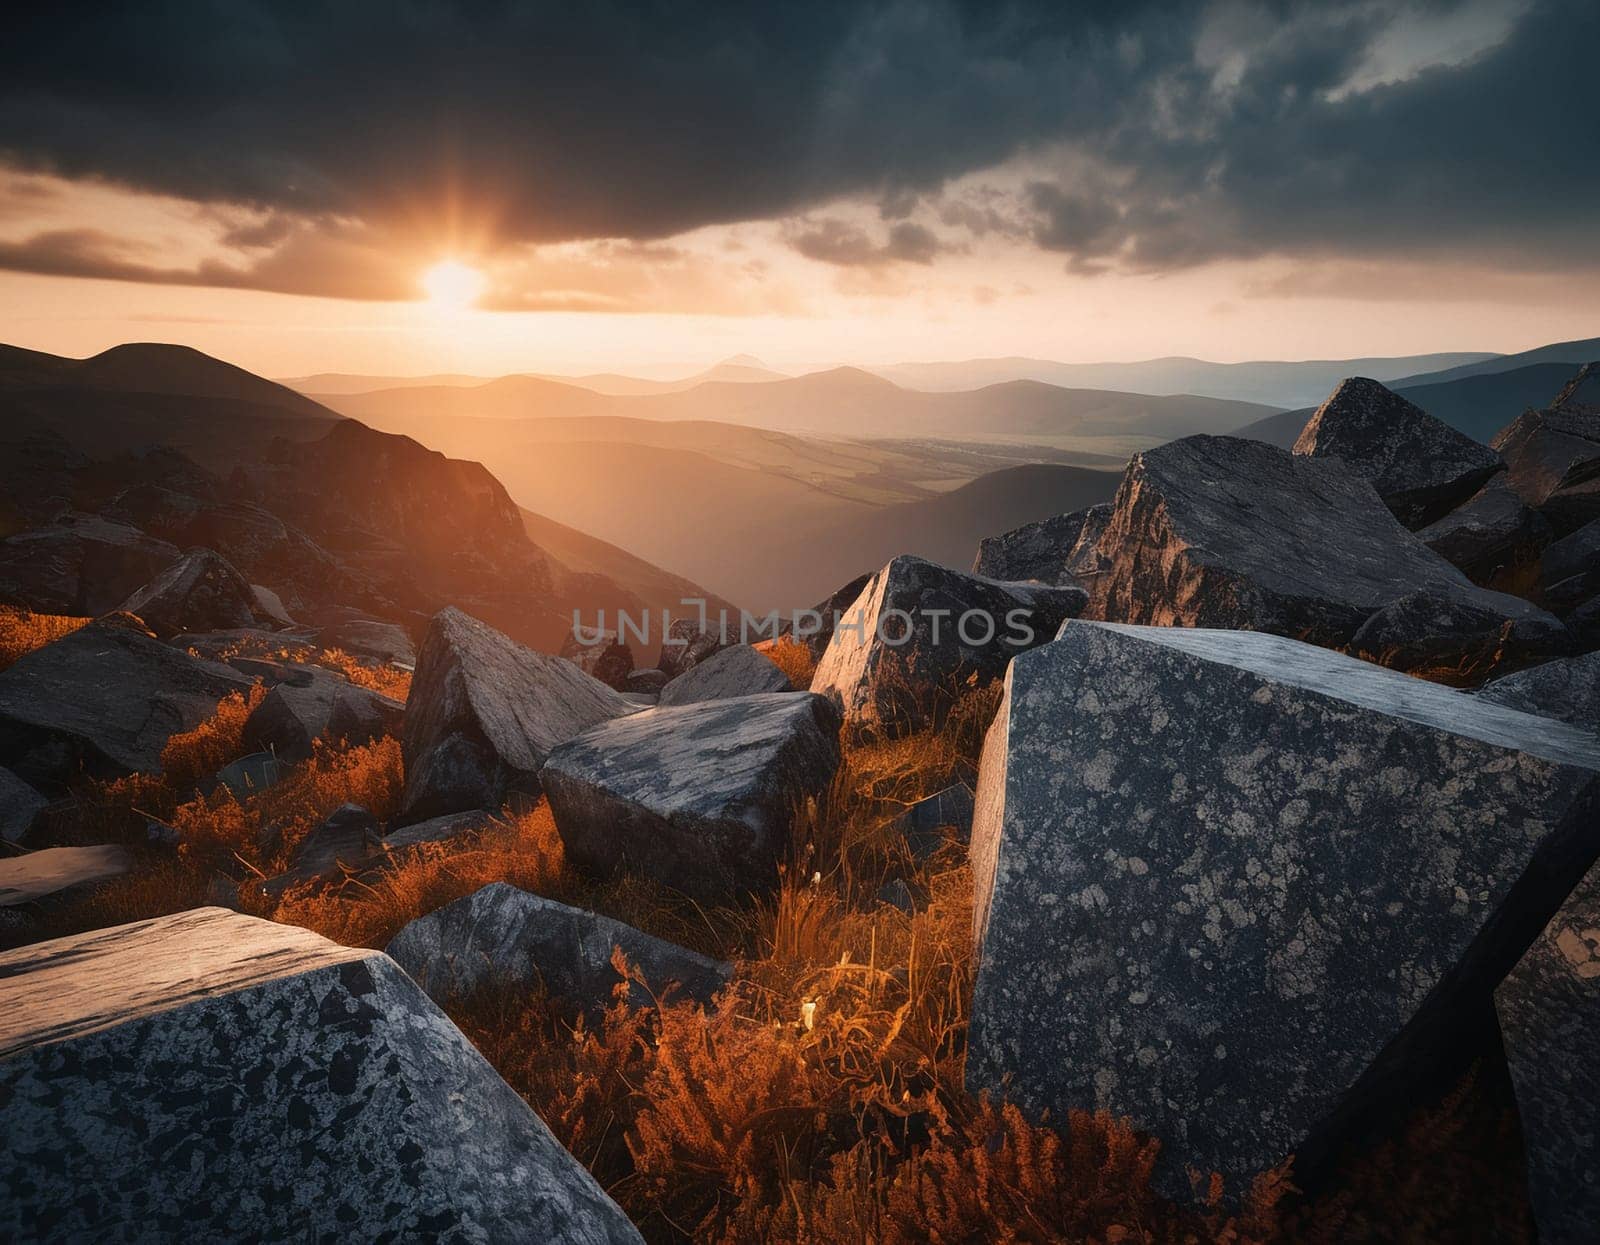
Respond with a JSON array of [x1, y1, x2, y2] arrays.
[[420, 259, 486, 309]]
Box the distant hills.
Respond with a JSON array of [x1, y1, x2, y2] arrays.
[[282, 356, 788, 398]]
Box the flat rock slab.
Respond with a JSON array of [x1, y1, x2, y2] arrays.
[[1293, 376, 1503, 528], [388, 882, 731, 1014], [400, 607, 634, 824], [0, 513, 180, 616], [1478, 652, 1600, 729], [118, 547, 263, 638], [543, 693, 842, 905], [0, 844, 132, 907], [659, 643, 792, 706], [0, 617, 253, 786], [967, 621, 1600, 1198], [0, 908, 641, 1242], [1495, 858, 1600, 1244], [1417, 473, 1553, 585], [321, 617, 415, 665]]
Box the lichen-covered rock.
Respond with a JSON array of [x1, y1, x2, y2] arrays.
[[656, 617, 728, 680], [1492, 364, 1600, 534], [1495, 858, 1600, 1244], [1349, 589, 1568, 677], [0, 908, 642, 1243], [388, 882, 731, 1015], [559, 629, 635, 690], [543, 693, 842, 905], [0, 513, 180, 616], [967, 621, 1600, 1198], [1539, 517, 1600, 609], [400, 607, 633, 824], [0, 617, 253, 788], [1417, 474, 1553, 585], [117, 547, 264, 638], [812, 556, 1086, 739], [241, 667, 403, 763], [1293, 377, 1504, 527], [1478, 652, 1600, 728], [887, 782, 975, 862], [659, 644, 792, 706], [1090, 434, 1564, 674], [0, 767, 46, 844], [972, 505, 1105, 584]]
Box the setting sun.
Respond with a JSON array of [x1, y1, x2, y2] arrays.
[[420, 259, 485, 309]]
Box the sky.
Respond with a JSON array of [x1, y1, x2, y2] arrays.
[[2, 0, 1597, 379]]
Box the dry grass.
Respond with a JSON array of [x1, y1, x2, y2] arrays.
[[185, 633, 412, 701], [759, 635, 818, 690], [0, 604, 89, 671]]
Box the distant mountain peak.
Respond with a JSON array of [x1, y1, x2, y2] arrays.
[[718, 353, 769, 369]]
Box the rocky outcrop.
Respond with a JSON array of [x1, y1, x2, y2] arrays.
[[1349, 589, 1568, 676], [887, 782, 975, 862], [1089, 434, 1565, 675], [972, 505, 1105, 585], [388, 882, 731, 1015], [1492, 365, 1600, 534], [117, 547, 265, 638], [1416, 474, 1553, 585], [967, 621, 1600, 1198], [0, 908, 642, 1242], [1495, 857, 1600, 1244], [1539, 518, 1600, 609], [1478, 652, 1600, 728], [658, 644, 792, 706], [399, 608, 633, 824], [559, 630, 634, 690], [0, 513, 179, 616], [1293, 377, 1504, 528], [656, 617, 728, 680], [542, 693, 842, 905], [0, 617, 252, 788], [812, 556, 1087, 739], [0, 767, 46, 844], [240, 668, 403, 763]]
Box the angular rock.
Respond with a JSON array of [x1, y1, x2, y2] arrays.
[[887, 782, 975, 862], [1495, 858, 1600, 1244], [321, 616, 415, 665], [1066, 502, 1115, 579], [560, 629, 634, 690], [0, 513, 179, 616], [1539, 517, 1600, 609], [0, 908, 642, 1242], [249, 583, 295, 628], [786, 572, 875, 658], [0, 767, 47, 844], [659, 644, 792, 706], [0, 844, 132, 908], [0, 617, 253, 788], [812, 556, 1087, 739], [1416, 474, 1553, 585], [1478, 652, 1600, 729], [213, 751, 283, 800], [257, 803, 381, 899], [543, 693, 842, 905], [1293, 377, 1504, 528], [117, 547, 264, 638], [1090, 434, 1565, 674], [1349, 589, 1568, 677], [624, 667, 668, 695], [388, 882, 731, 1015], [972, 505, 1104, 585], [381, 809, 493, 855], [1492, 364, 1600, 533], [656, 617, 728, 680], [241, 668, 403, 763], [967, 621, 1600, 1198], [400, 608, 633, 824]]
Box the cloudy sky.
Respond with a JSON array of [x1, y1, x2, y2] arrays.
[[2, 0, 1596, 377]]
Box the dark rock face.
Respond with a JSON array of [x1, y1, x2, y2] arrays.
[[388, 882, 731, 1015], [1417, 474, 1553, 585], [0, 908, 642, 1243], [1478, 652, 1600, 728], [1495, 858, 1600, 1244], [786, 572, 874, 658], [400, 608, 633, 824], [117, 547, 263, 638], [1293, 377, 1504, 528], [887, 782, 975, 862], [559, 629, 635, 690], [624, 667, 669, 695], [0, 513, 179, 615], [972, 505, 1103, 585], [1349, 589, 1569, 676], [241, 668, 403, 763], [656, 617, 728, 680], [258, 804, 381, 899], [658, 644, 792, 706], [1539, 518, 1600, 609], [0, 767, 46, 844], [543, 693, 843, 905], [812, 556, 1087, 739], [967, 622, 1600, 1198], [1492, 366, 1600, 534], [1090, 434, 1564, 674], [0, 618, 253, 788]]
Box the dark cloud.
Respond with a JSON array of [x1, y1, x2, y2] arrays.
[[790, 217, 945, 266]]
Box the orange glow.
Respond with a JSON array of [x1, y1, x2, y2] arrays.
[[420, 259, 485, 309]]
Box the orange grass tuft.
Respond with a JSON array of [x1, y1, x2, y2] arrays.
[[0, 605, 90, 671], [758, 635, 818, 690]]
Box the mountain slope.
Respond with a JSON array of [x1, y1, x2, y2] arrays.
[[1383, 335, 1600, 389]]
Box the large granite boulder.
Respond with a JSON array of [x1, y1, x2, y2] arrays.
[[0, 908, 642, 1242], [388, 882, 732, 1015], [656, 617, 728, 680], [1478, 652, 1600, 728], [972, 504, 1107, 585], [967, 621, 1600, 1198], [542, 693, 842, 905], [0, 617, 253, 788], [812, 556, 1087, 739], [1492, 364, 1600, 534], [0, 513, 180, 616], [1089, 434, 1564, 674], [241, 668, 403, 763], [1495, 858, 1600, 1244], [1416, 474, 1553, 586], [1538, 517, 1600, 609], [399, 608, 633, 824], [0, 767, 47, 844], [659, 644, 792, 707], [1292, 377, 1504, 528], [559, 629, 634, 690], [116, 546, 267, 638]]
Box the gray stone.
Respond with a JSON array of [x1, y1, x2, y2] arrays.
[[118, 547, 263, 638], [400, 607, 633, 824], [249, 583, 295, 627], [887, 782, 975, 862], [787, 572, 874, 657], [1539, 517, 1600, 609], [1478, 652, 1600, 729], [0, 616, 253, 787], [0, 767, 46, 844], [972, 505, 1105, 585], [387, 882, 732, 1015], [967, 621, 1600, 1199], [1495, 858, 1600, 1244], [659, 644, 792, 706], [624, 667, 669, 695], [257, 803, 380, 899], [1492, 364, 1600, 533], [0, 512, 180, 616], [1416, 474, 1553, 585], [1090, 434, 1565, 674], [0, 844, 132, 907], [213, 751, 283, 800], [543, 693, 842, 905], [560, 629, 634, 690], [382, 809, 494, 854], [322, 616, 415, 665], [812, 555, 1087, 739], [656, 617, 728, 679], [241, 668, 403, 763], [1293, 376, 1504, 528], [0, 908, 641, 1243], [1349, 589, 1569, 676]]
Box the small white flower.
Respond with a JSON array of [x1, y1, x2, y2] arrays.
[[800, 1000, 817, 1031], [811, 870, 822, 885]]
